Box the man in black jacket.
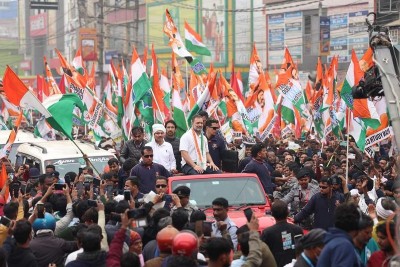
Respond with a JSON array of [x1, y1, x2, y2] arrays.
[[3, 220, 38, 267], [66, 225, 107, 267], [294, 177, 345, 230], [261, 200, 303, 267], [120, 126, 146, 164]]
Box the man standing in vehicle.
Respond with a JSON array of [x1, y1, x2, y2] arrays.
[[130, 146, 170, 194], [120, 126, 146, 164], [146, 124, 177, 174], [205, 119, 226, 169], [164, 120, 182, 172], [242, 143, 274, 195]]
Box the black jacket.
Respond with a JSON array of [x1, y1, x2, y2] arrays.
[[3, 237, 38, 267], [294, 191, 345, 230], [120, 139, 144, 163]]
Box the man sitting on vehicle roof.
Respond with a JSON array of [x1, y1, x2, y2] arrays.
[[179, 114, 221, 176]]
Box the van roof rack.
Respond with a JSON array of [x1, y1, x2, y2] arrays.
[[28, 142, 48, 154], [78, 139, 100, 150]]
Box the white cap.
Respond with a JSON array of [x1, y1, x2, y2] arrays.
[[152, 124, 166, 134]]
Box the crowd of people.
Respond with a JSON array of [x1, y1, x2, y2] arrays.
[[0, 110, 398, 267]]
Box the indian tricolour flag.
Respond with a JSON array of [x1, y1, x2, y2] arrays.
[[187, 68, 217, 124], [348, 109, 367, 151], [160, 68, 171, 119], [172, 81, 188, 137], [184, 21, 211, 56], [131, 48, 152, 104], [72, 47, 86, 77], [340, 50, 364, 108], [2, 66, 85, 140], [279, 95, 295, 125]]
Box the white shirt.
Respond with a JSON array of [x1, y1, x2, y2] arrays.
[[212, 217, 238, 249], [179, 129, 209, 168], [146, 140, 176, 172], [65, 248, 83, 265]]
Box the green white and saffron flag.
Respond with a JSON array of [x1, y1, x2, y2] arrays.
[[172, 84, 187, 137], [34, 115, 56, 140], [187, 70, 216, 124], [72, 47, 86, 77], [279, 95, 295, 125], [164, 9, 207, 75], [131, 48, 152, 105], [184, 21, 211, 56], [42, 94, 86, 139], [340, 50, 364, 108], [160, 68, 171, 111], [348, 109, 367, 151]]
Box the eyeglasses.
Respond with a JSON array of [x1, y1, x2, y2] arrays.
[[143, 154, 154, 158], [319, 185, 329, 189], [155, 184, 167, 188]]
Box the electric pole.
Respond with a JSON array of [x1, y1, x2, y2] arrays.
[[98, 0, 104, 91]]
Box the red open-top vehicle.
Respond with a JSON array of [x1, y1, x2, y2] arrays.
[[168, 173, 283, 232]]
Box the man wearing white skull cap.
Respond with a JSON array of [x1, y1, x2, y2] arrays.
[[146, 124, 177, 174]]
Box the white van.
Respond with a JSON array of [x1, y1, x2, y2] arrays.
[[15, 140, 116, 177], [0, 130, 47, 163]]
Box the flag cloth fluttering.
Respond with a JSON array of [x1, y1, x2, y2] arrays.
[[184, 21, 211, 56]]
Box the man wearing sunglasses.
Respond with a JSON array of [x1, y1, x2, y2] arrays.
[[205, 119, 226, 169], [294, 176, 345, 230], [180, 114, 221, 175], [130, 146, 170, 194], [152, 176, 173, 211]]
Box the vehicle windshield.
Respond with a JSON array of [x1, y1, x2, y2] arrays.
[[45, 156, 113, 177], [171, 176, 266, 208]]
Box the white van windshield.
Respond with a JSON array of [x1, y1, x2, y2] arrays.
[[45, 156, 113, 177]]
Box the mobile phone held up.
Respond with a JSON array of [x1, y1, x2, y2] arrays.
[[243, 207, 253, 222], [0, 216, 11, 227], [54, 184, 66, 191], [88, 199, 98, 207], [37, 203, 45, 219], [124, 190, 131, 201]]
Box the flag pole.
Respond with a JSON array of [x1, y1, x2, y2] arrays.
[[345, 107, 350, 181], [69, 138, 101, 177], [185, 60, 189, 96], [150, 88, 165, 122]]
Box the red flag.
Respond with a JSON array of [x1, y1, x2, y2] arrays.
[[36, 75, 45, 102], [58, 74, 66, 94]]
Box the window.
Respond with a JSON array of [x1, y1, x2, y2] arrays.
[[379, 0, 400, 13], [389, 29, 398, 44]]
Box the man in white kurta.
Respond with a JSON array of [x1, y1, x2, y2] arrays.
[[146, 124, 177, 174], [179, 114, 221, 175]]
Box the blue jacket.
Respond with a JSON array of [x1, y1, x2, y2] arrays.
[[242, 158, 275, 195], [316, 227, 364, 267], [294, 191, 345, 230]]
